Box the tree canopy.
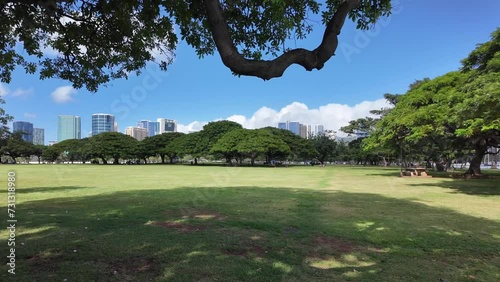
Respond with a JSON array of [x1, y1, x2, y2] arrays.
[[86, 132, 137, 164], [2, 0, 393, 91], [365, 28, 500, 175]]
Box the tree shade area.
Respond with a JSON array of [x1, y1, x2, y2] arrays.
[[360, 28, 500, 175], [1, 165, 499, 280], [1, 0, 392, 91]]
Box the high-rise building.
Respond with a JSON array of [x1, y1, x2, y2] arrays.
[[125, 126, 148, 141], [315, 124, 325, 135], [299, 124, 308, 138], [58, 115, 81, 142], [33, 128, 45, 145], [48, 141, 58, 146], [157, 118, 177, 133], [91, 114, 115, 136], [277, 121, 308, 138], [288, 122, 301, 136], [12, 121, 34, 143], [278, 122, 287, 130], [137, 120, 158, 137]]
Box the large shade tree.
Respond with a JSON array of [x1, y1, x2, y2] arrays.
[[0, 132, 35, 163], [2, 0, 393, 91], [367, 28, 500, 175], [141, 132, 185, 164], [169, 131, 206, 164], [87, 132, 137, 164]]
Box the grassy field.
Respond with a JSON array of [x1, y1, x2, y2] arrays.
[[1, 165, 499, 281]]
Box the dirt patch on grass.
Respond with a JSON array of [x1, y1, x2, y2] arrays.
[[163, 208, 227, 221], [25, 253, 64, 273], [110, 257, 156, 273], [151, 221, 207, 232], [217, 228, 269, 257], [283, 226, 300, 235], [106, 257, 160, 281], [223, 243, 267, 257], [314, 236, 355, 253], [312, 236, 385, 254]]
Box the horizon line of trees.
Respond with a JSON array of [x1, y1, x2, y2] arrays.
[[0, 121, 354, 166]]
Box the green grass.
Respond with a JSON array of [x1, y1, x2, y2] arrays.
[[1, 165, 499, 281]]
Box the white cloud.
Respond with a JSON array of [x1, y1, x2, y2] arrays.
[[11, 87, 33, 97], [0, 83, 8, 97], [0, 84, 34, 98], [177, 121, 207, 133], [24, 112, 36, 118], [50, 86, 77, 104], [176, 99, 392, 136]]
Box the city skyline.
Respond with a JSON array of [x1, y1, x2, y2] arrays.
[[279, 121, 326, 139], [10, 113, 333, 144], [10, 114, 181, 144]]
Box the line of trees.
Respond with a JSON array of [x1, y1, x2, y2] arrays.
[[0, 119, 376, 166]]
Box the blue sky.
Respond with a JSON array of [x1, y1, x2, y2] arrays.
[[1, 0, 499, 143]]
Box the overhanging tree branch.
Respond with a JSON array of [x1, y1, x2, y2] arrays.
[[203, 0, 361, 80]]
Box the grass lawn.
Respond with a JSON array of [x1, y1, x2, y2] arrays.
[[1, 165, 499, 281]]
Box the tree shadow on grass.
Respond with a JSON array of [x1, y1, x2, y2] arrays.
[[408, 179, 500, 196], [365, 171, 401, 177], [3, 187, 500, 281], [19, 186, 93, 194]]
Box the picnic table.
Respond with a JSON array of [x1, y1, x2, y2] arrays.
[[400, 167, 430, 177]]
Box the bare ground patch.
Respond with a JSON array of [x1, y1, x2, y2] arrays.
[[314, 236, 356, 253], [150, 221, 207, 232], [217, 228, 270, 258], [312, 236, 386, 255], [104, 257, 160, 281], [163, 208, 228, 221], [222, 243, 267, 257]]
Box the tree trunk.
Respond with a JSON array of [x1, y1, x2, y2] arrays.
[[160, 154, 165, 164], [143, 157, 148, 164], [169, 156, 174, 164], [194, 157, 198, 165], [466, 144, 487, 175], [426, 160, 432, 168], [445, 159, 453, 171], [435, 162, 445, 172], [101, 157, 107, 164], [251, 157, 255, 166], [113, 157, 119, 165]]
